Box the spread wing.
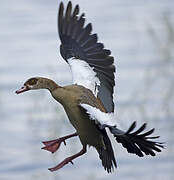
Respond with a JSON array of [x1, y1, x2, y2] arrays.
[[58, 1, 115, 112]]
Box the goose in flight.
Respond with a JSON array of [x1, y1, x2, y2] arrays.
[[16, 1, 163, 173]]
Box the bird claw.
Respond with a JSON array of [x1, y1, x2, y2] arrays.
[[42, 138, 66, 153], [48, 147, 86, 172], [48, 158, 74, 172], [70, 160, 74, 165], [63, 140, 66, 146]]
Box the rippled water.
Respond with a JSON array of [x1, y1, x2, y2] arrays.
[[0, 0, 174, 180]]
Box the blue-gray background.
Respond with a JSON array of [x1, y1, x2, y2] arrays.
[[0, 0, 174, 179]]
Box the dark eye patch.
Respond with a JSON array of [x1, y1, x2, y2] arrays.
[[26, 78, 38, 85]]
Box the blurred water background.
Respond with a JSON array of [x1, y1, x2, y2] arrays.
[[0, 0, 174, 180]]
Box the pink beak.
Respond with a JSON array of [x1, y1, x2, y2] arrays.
[[16, 86, 29, 94]]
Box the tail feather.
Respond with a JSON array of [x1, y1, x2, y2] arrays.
[[109, 121, 164, 157], [97, 129, 117, 173]]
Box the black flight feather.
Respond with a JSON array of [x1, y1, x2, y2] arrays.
[[58, 1, 115, 113]]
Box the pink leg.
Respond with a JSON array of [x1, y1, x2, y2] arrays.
[[42, 132, 78, 153], [48, 146, 87, 172]]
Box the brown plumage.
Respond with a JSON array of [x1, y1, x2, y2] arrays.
[[16, 1, 164, 174], [16, 77, 117, 172]]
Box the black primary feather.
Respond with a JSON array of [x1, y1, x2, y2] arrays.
[[58, 1, 115, 113], [97, 128, 117, 173], [108, 121, 164, 157]]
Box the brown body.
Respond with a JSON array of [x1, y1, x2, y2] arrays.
[[16, 77, 109, 151], [51, 84, 105, 148], [16, 77, 163, 172]]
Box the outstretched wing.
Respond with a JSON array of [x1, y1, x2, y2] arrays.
[[109, 121, 164, 157], [58, 1, 115, 112], [80, 103, 164, 157]]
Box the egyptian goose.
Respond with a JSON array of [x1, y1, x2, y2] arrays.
[[16, 1, 163, 173]]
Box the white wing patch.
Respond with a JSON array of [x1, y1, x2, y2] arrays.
[[80, 103, 116, 126], [68, 58, 100, 97]]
